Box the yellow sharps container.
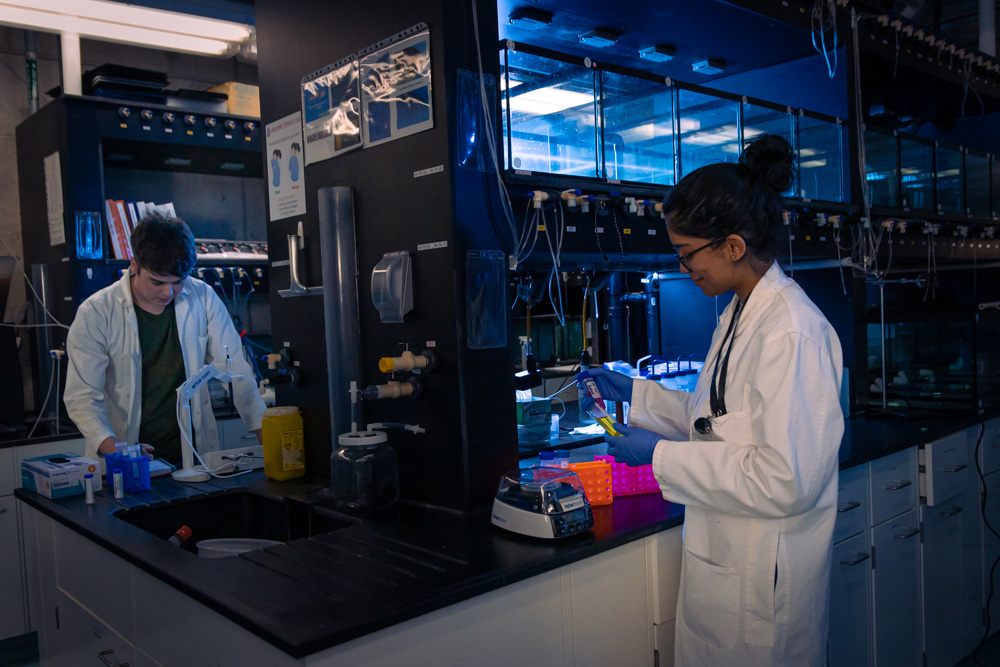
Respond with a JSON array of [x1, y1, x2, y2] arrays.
[[261, 406, 305, 481]]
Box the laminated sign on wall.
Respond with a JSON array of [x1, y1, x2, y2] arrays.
[[359, 30, 434, 148], [301, 57, 362, 166]]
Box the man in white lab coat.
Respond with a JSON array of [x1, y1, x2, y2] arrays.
[[584, 135, 844, 666], [64, 217, 265, 464]]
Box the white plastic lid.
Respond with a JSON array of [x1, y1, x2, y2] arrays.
[[338, 429, 388, 446], [264, 406, 299, 417]]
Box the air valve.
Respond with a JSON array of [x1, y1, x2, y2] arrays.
[[378, 349, 437, 374]]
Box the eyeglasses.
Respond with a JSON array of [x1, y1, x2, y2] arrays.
[[673, 236, 727, 271]]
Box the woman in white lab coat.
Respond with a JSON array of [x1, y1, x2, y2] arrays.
[[584, 135, 844, 666]]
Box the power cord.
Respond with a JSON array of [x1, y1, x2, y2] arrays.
[[974, 423, 1000, 667]]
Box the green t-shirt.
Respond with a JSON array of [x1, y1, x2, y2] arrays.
[[135, 302, 187, 464]]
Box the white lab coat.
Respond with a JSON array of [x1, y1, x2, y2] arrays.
[[64, 272, 266, 462], [629, 262, 843, 667]]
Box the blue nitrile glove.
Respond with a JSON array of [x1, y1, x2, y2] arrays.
[[605, 423, 662, 467], [576, 367, 634, 404]]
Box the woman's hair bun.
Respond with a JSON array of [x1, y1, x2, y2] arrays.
[[740, 134, 795, 194]]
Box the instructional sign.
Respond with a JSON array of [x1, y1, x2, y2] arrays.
[[301, 59, 362, 165], [360, 31, 434, 148], [265, 112, 307, 222]]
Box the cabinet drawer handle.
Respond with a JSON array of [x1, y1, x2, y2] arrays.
[[943, 464, 967, 473], [837, 500, 861, 513], [893, 528, 920, 540], [938, 506, 963, 517], [98, 649, 129, 667], [884, 480, 912, 491], [840, 552, 870, 566], [241, 434, 258, 440]]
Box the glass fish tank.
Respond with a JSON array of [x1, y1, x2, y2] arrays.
[[867, 310, 1000, 414], [677, 88, 740, 178], [796, 111, 844, 203], [965, 151, 990, 218], [900, 135, 934, 212], [501, 48, 598, 177], [865, 129, 899, 208], [600, 71, 675, 185], [936, 144, 963, 214]]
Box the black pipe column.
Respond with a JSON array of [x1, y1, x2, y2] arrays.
[[607, 272, 629, 363]]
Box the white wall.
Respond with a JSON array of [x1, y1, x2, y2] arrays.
[[0, 27, 257, 409]]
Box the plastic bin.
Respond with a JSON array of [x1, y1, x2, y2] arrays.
[[103, 452, 151, 493], [595, 455, 660, 497], [566, 460, 613, 506]]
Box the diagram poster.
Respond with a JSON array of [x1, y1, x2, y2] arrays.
[[265, 112, 307, 222], [360, 31, 434, 148], [301, 60, 362, 165]]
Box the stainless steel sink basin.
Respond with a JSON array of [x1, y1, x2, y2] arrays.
[[114, 491, 354, 552]]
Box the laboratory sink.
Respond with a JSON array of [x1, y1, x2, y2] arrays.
[[114, 491, 354, 553]]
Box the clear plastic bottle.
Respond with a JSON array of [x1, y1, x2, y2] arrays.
[[539, 451, 556, 467], [554, 450, 570, 468], [331, 430, 399, 510]]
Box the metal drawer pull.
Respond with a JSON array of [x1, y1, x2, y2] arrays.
[[840, 552, 870, 566], [893, 528, 920, 540], [241, 434, 258, 439], [98, 649, 129, 667], [837, 501, 861, 513], [938, 506, 963, 517], [943, 464, 967, 473], [884, 480, 912, 491]]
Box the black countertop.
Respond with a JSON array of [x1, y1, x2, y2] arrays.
[[16, 472, 683, 658], [14, 409, 997, 657]]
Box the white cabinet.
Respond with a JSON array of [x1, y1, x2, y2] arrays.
[[46, 589, 134, 667], [829, 532, 872, 667], [835, 464, 870, 544], [921, 497, 973, 667], [0, 494, 26, 640], [870, 447, 919, 526], [983, 470, 1000, 638], [872, 509, 922, 667], [980, 418, 1000, 476], [920, 430, 969, 506]]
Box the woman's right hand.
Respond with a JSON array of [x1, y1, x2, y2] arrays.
[[576, 367, 634, 403]]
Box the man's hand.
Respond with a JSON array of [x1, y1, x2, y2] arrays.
[[97, 437, 155, 459], [98, 437, 118, 456]]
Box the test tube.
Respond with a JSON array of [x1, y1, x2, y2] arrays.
[[84, 473, 94, 504]]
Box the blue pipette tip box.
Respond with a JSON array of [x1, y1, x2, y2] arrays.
[[104, 453, 151, 493]]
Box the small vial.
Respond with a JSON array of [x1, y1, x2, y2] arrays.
[[112, 470, 124, 499], [550, 414, 560, 439], [539, 451, 555, 467], [554, 450, 570, 468], [115, 441, 128, 455], [167, 526, 192, 547], [84, 473, 94, 504]]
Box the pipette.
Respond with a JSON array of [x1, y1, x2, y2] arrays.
[[579, 397, 623, 437]]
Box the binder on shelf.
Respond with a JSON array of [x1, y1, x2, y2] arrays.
[[103, 199, 132, 260], [126, 202, 139, 233]]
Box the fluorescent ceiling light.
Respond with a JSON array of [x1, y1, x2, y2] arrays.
[[0, 0, 251, 55], [504, 87, 592, 116], [801, 159, 828, 168]]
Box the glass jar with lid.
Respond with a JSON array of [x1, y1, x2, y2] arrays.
[[330, 429, 399, 510]]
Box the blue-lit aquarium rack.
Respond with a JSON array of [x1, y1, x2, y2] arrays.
[[500, 40, 847, 206]]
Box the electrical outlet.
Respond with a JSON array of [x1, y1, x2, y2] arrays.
[[203, 445, 264, 472]]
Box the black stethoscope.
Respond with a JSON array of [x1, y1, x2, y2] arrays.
[[694, 295, 749, 436]]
